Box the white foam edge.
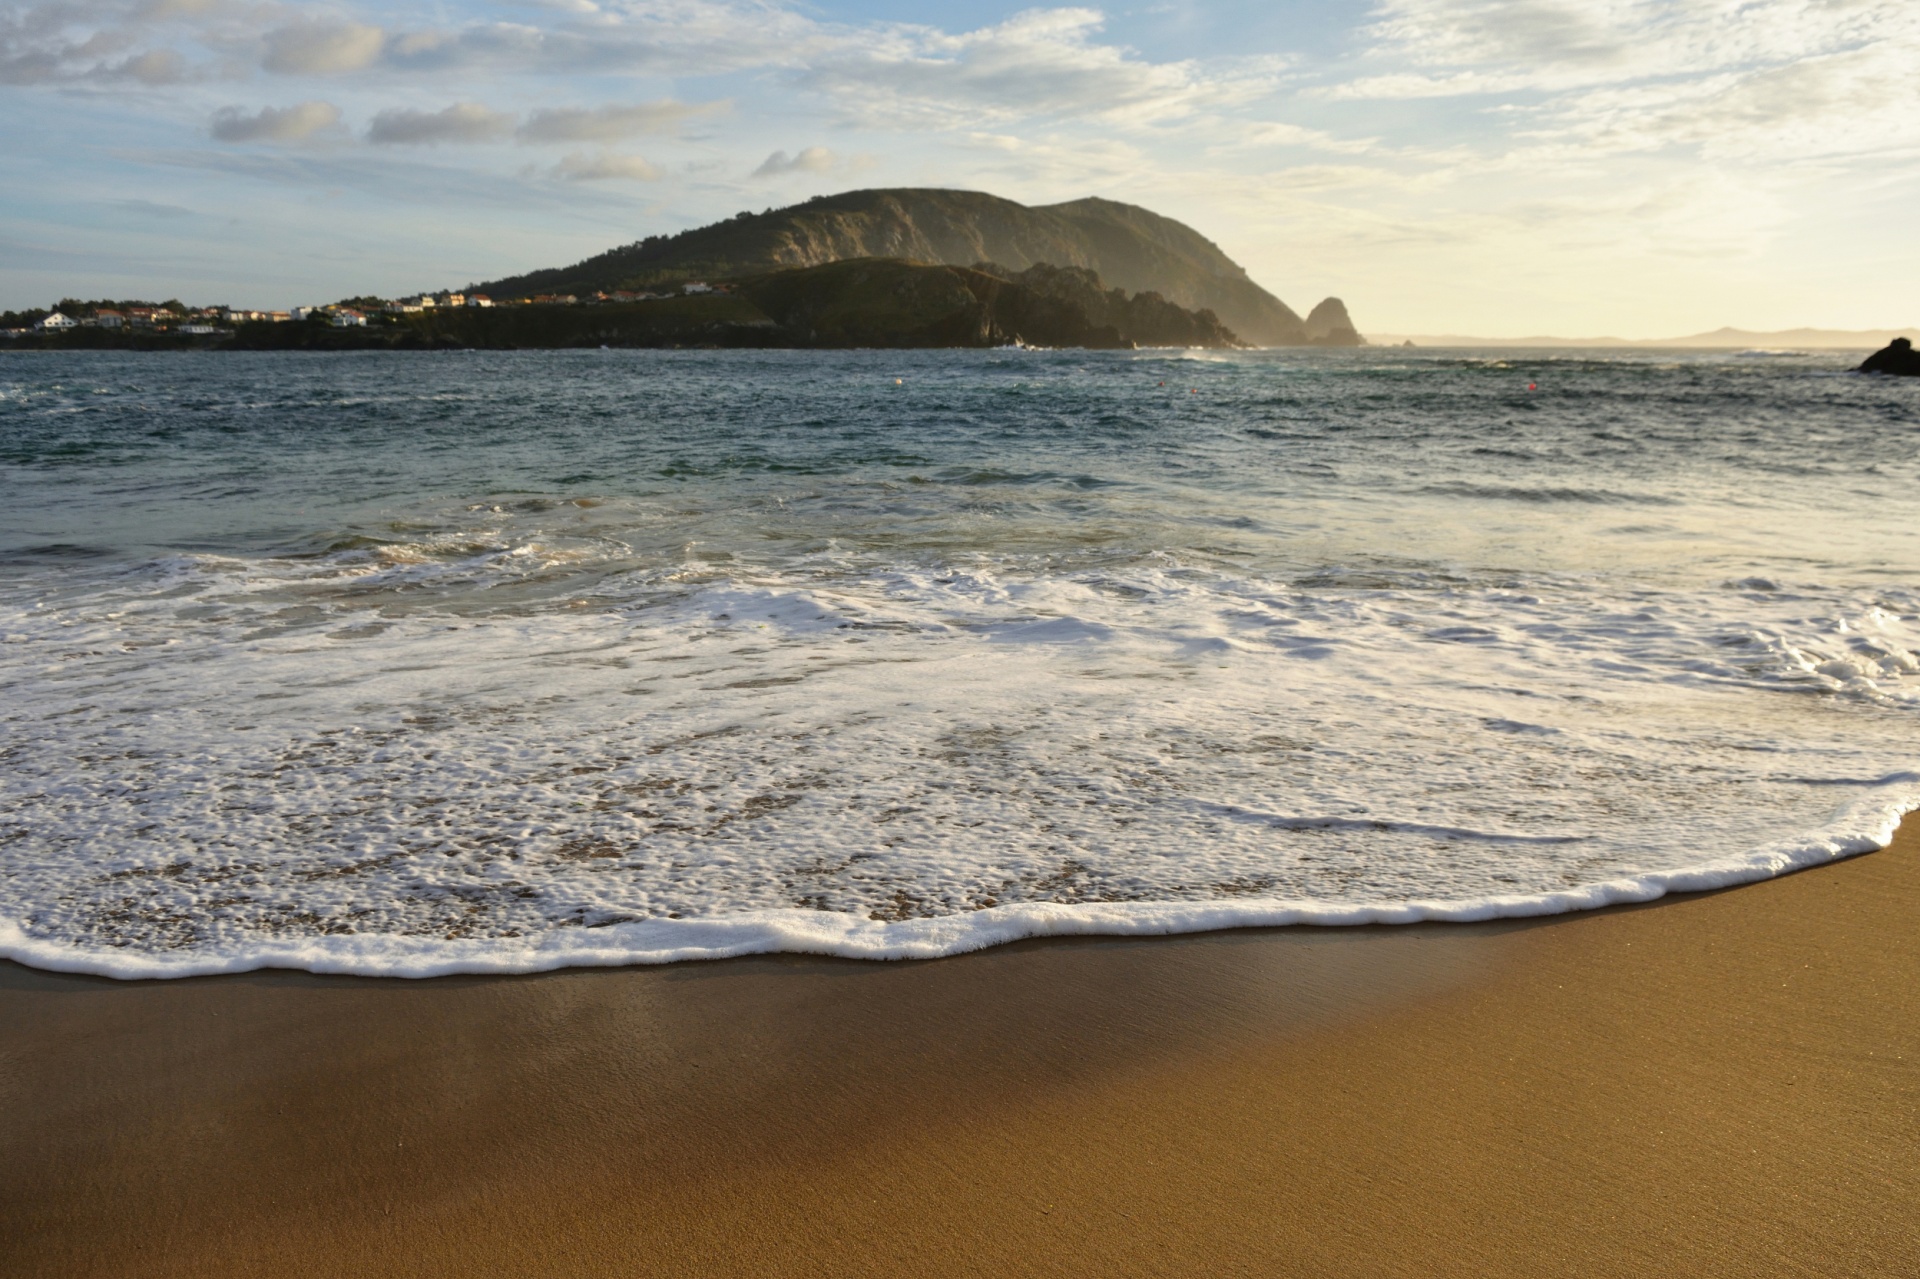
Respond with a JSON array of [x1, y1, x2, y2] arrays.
[[6, 787, 1916, 981]]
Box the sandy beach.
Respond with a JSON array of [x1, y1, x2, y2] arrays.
[[4, 820, 1916, 1278]]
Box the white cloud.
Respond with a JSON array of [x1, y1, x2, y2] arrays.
[[260, 20, 386, 75], [550, 151, 662, 180], [0, 1, 1278, 134], [1209, 120, 1377, 156], [1328, 0, 1907, 112], [1310, 0, 1920, 176], [751, 145, 834, 177], [517, 100, 724, 143], [950, 130, 1151, 188], [1344, 0, 1820, 92], [1544, 38, 1920, 164], [802, 8, 1276, 128], [0, 0, 203, 85], [366, 101, 514, 145], [210, 100, 344, 144], [104, 47, 192, 83], [373, 3, 827, 77]]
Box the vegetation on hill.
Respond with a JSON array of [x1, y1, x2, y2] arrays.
[[971, 262, 1239, 348], [12, 259, 1247, 352], [227, 293, 774, 351], [472, 189, 1350, 346], [729, 258, 1239, 349], [224, 260, 1242, 351]]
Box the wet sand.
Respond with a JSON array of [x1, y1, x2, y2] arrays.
[[3, 820, 1917, 1278]]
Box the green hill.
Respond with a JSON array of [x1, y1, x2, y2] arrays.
[[473, 189, 1350, 346]]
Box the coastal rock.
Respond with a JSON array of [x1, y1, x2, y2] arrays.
[[1304, 297, 1364, 347], [1859, 336, 1920, 376]]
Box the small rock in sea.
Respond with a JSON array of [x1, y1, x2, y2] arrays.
[[1859, 336, 1920, 376]]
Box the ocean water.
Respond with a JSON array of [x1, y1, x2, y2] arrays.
[[3, 346, 1918, 978]]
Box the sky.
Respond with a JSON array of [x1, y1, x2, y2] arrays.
[[2, 0, 1916, 336]]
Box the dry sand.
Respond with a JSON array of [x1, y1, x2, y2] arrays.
[[3, 820, 1917, 1278]]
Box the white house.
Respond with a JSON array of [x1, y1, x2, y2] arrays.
[[466, 294, 494, 308], [330, 309, 368, 328], [34, 312, 76, 331]]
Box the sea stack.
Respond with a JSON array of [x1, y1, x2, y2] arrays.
[[1859, 336, 1920, 376], [1305, 297, 1364, 346]]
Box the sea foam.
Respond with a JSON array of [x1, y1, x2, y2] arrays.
[[5, 346, 1919, 978], [4, 550, 1917, 978]]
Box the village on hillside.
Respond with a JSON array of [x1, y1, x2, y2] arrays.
[[1, 284, 723, 339]]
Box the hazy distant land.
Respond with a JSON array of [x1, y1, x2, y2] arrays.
[[1370, 326, 1917, 350]]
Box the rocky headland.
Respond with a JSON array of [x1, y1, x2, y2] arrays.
[[10, 190, 1365, 351], [474, 189, 1360, 347]]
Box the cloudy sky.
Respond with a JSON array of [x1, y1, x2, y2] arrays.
[[3, 0, 1915, 335]]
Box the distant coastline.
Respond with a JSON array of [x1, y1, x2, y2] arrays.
[[1370, 326, 1916, 350]]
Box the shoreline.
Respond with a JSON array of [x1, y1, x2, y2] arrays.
[[4, 818, 1917, 1275], [4, 804, 1909, 978]]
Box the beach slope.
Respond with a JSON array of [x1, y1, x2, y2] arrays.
[[2, 820, 1916, 1277]]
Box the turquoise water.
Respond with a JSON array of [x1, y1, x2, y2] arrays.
[[3, 346, 1918, 976]]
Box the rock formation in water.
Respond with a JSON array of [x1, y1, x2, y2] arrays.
[[1859, 337, 1920, 376], [474, 189, 1336, 346], [1304, 297, 1363, 347]]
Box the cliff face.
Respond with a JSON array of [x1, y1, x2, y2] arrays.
[[475, 189, 1329, 346]]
